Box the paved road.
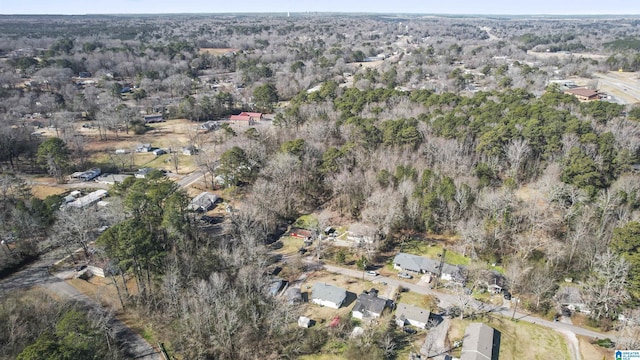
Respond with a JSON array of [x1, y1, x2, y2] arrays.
[[323, 264, 607, 340], [0, 251, 161, 360], [176, 169, 204, 188]]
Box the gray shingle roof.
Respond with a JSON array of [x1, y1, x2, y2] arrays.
[[312, 283, 347, 306], [393, 252, 439, 273], [352, 291, 387, 317], [395, 303, 430, 325], [461, 323, 497, 360]]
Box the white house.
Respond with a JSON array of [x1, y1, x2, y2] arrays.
[[395, 303, 431, 329], [352, 290, 388, 320], [311, 283, 347, 309]]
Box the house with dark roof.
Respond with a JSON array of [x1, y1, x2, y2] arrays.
[[395, 303, 431, 328], [352, 289, 389, 320], [143, 114, 164, 124], [461, 323, 500, 360], [311, 283, 347, 309], [188, 192, 220, 212]]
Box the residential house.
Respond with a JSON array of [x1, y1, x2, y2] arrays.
[[182, 145, 197, 156], [460, 323, 500, 360], [136, 143, 152, 153], [352, 289, 389, 320], [393, 252, 466, 284], [393, 253, 440, 274], [311, 282, 347, 309], [69, 168, 101, 182], [555, 286, 590, 314], [564, 88, 600, 101], [290, 228, 313, 240], [268, 278, 286, 296], [143, 114, 164, 124], [441, 263, 467, 285], [230, 111, 263, 123], [395, 303, 431, 328], [135, 168, 154, 179], [188, 192, 220, 212], [95, 174, 132, 185], [198, 121, 219, 132], [66, 190, 108, 209]]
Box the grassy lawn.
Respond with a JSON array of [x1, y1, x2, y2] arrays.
[[449, 316, 571, 360], [275, 236, 305, 255], [400, 239, 469, 266], [396, 291, 438, 311], [294, 214, 319, 229]]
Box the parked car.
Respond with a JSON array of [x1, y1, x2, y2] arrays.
[[503, 291, 512, 300], [403, 327, 417, 334], [398, 272, 413, 279], [152, 149, 166, 156], [366, 271, 379, 276], [75, 264, 87, 272]]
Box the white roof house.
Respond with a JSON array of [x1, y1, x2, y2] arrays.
[[66, 190, 108, 209]]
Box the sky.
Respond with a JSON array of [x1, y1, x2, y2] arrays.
[[2, 0, 640, 15]]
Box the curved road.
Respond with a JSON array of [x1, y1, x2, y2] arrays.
[[0, 250, 161, 360], [323, 264, 607, 340]]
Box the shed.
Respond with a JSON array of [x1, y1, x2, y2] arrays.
[[298, 316, 311, 328], [287, 287, 303, 304]]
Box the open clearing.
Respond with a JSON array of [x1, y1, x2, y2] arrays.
[[198, 48, 239, 55], [449, 317, 571, 360]]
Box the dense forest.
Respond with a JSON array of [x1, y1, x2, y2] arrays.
[[2, 13, 640, 359]]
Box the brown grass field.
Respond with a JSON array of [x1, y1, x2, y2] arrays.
[[198, 48, 239, 55]]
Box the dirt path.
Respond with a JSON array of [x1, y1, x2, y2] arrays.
[[557, 328, 581, 360]]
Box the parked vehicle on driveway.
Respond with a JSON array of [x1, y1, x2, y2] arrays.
[[366, 271, 379, 276], [398, 272, 413, 279], [403, 327, 417, 334]]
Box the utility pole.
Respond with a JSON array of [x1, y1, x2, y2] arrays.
[[434, 248, 446, 289]]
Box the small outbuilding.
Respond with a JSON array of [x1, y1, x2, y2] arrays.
[[298, 316, 312, 328]]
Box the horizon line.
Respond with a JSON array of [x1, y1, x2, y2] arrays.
[[1, 12, 640, 17]]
